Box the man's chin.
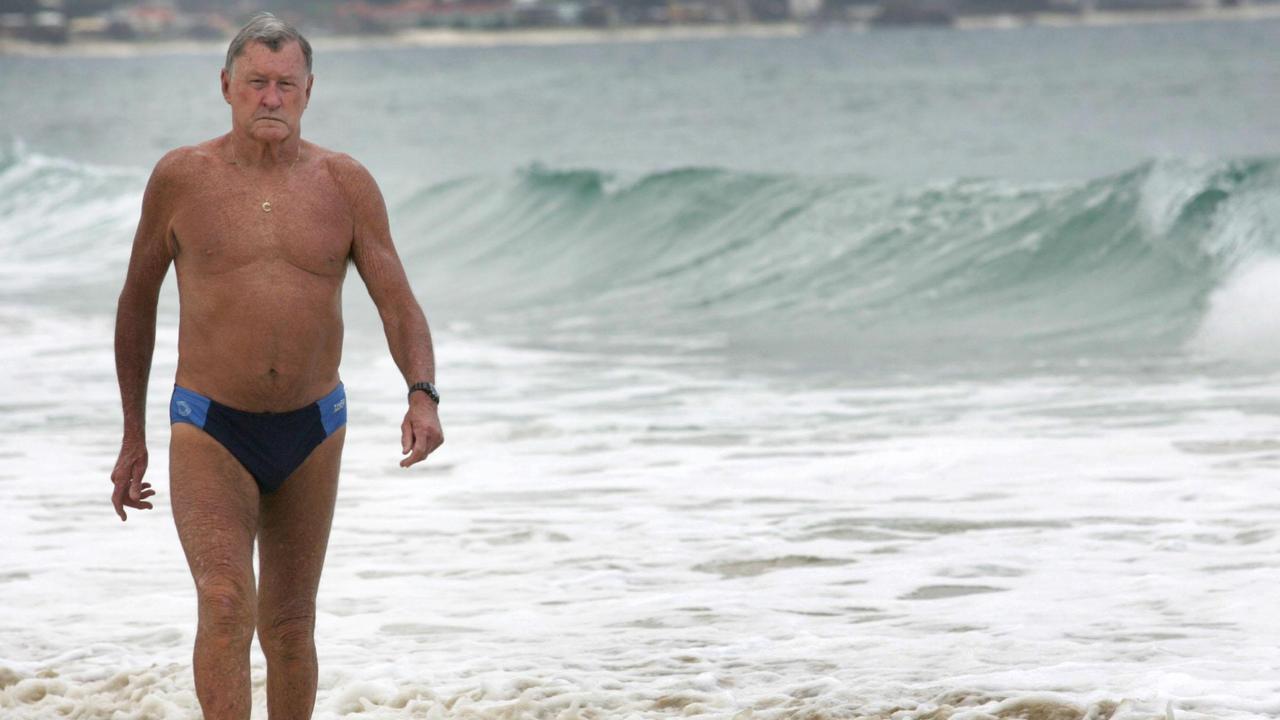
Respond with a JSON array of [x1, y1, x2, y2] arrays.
[[248, 124, 291, 142]]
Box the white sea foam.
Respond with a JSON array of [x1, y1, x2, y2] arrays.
[[2, 305, 1280, 718], [1189, 256, 1280, 361]]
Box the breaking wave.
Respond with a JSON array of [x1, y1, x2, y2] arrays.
[[6, 143, 1280, 370]]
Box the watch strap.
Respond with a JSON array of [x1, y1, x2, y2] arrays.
[[408, 381, 439, 404]]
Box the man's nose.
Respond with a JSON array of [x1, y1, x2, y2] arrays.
[[261, 83, 283, 108]]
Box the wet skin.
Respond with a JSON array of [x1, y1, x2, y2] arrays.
[[111, 39, 443, 719]]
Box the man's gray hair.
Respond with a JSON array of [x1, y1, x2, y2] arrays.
[[224, 12, 313, 76]]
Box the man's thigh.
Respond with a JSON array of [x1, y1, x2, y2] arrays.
[[257, 427, 345, 614], [169, 423, 260, 589]]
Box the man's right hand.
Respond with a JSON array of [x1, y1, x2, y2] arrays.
[[111, 438, 155, 521]]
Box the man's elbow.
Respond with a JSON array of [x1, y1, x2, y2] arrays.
[[116, 281, 161, 317], [376, 294, 426, 330]]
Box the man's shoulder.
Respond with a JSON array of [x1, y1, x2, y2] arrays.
[[317, 148, 374, 185], [316, 149, 382, 207], [151, 140, 222, 184]]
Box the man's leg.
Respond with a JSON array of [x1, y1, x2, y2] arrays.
[[170, 423, 261, 720], [256, 426, 344, 720]]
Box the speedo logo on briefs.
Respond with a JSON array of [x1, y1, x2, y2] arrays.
[[333, 398, 346, 413], [176, 400, 192, 417]]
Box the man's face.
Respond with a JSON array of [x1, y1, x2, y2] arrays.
[[221, 40, 313, 143]]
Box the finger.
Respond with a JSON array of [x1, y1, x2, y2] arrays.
[[410, 428, 429, 464], [398, 424, 413, 467], [112, 483, 127, 522], [129, 474, 142, 501], [413, 422, 442, 454], [401, 428, 430, 468], [399, 431, 421, 467], [123, 499, 154, 510]]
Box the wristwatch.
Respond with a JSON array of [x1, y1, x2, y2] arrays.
[[408, 381, 439, 405]]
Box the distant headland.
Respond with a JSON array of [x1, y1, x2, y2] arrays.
[[2, 0, 1279, 56]]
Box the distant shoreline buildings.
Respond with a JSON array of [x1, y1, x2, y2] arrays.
[[0, 0, 1275, 45]]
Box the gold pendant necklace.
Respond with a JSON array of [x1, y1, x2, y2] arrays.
[[231, 143, 300, 213]]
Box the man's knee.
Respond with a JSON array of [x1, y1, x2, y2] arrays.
[[196, 576, 256, 642], [258, 600, 316, 659]]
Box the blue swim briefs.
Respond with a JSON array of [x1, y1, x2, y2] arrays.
[[169, 383, 347, 494]]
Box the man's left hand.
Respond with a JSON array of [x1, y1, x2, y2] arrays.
[[400, 394, 443, 468]]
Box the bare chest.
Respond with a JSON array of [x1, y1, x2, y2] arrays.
[[172, 166, 353, 277]]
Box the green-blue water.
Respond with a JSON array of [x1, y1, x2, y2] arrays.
[[4, 21, 1280, 376]]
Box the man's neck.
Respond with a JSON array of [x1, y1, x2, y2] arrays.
[[228, 133, 302, 169]]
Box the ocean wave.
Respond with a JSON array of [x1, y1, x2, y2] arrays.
[[6, 145, 1280, 364], [0, 143, 146, 307], [398, 157, 1280, 364]]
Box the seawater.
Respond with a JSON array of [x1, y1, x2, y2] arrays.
[[3, 20, 1280, 720]]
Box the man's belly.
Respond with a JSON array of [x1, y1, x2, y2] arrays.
[[174, 275, 345, 412]]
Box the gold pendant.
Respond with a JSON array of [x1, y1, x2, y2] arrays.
[[261, 201, 273, 213]]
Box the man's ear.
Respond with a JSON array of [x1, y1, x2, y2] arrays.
[[220, 67, 231, 104], [305, 74, 313, 107]]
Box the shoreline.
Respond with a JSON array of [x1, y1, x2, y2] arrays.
[[1, 5, 1279, 57], [955, 2, 1280, 29]]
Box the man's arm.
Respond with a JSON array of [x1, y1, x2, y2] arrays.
[[337, 154, 444, 468], [111, 151, 180, 520]]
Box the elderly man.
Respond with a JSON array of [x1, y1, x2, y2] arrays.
[[110, 13, 443, 718]]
